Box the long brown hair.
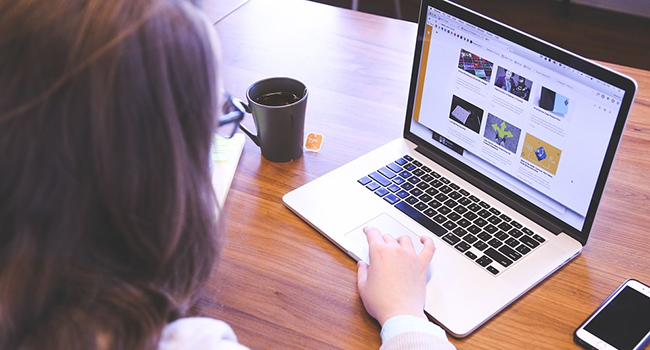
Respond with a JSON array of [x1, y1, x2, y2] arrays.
[[0, 0, 220, 348]]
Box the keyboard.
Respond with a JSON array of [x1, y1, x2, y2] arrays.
[[358, 154, 546, 276]]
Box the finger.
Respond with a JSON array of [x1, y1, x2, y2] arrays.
[[363, 226, 383, 247], [418, 235, 436, 265], [356, 261, 369, 287], [396, 235, 416, 251]]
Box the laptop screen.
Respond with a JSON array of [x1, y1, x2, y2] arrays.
[[404, 0, 637, 243]]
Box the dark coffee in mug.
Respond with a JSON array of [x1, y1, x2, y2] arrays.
[[254, 91, 300, 106]]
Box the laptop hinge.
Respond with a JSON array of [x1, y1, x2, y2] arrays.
[[415, 145, 564, 236]]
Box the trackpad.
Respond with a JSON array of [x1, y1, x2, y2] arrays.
[[343, 213, 424, 264]]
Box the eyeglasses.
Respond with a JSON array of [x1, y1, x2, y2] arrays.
[[217, 90, 246, 139]]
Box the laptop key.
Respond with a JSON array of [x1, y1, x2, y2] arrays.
[[488, 238, 503, 248], [520, 235, 540, 249], [463, 211, 478, 221], [358, 176, 372, 185], [463, 234, 478, 244], [366, 182, 380, 191], [447, 212, 461, 222], [434, 193, 448, 202], [375, 188, 389, 197], [485, 248, 513, 268], [453, 227, 468, 237], [369, 171, 391, 186], [484, 224, 498, 233], [465, 251, 478, 260], [505, 237, 519, 247], [487, 216, 502, 225], [433, 214, 446, 224], [444, 199, 458, 208], [384, 194, 400, 204], [437, 206, 451, 215], [477, 232, 491, 241], [443, 221, 457, 230], [378, 167, 396, 179], [498, 245, 522, 261], [455, 241, 471, 252], [454, 205, 468, 214], [387, 162, 402, 173], [425, 187, 439, 196], [498, 222, 513, 232], [486, 266, 500, 275], [474, 241, 488, 251], [516, 245, 532, 255], [443, 233, 461, 245], [457, 218, 471, 228], [394, 201, 446, 237], [415, 202, 428, 211], [407, 176, 421, 184], [476, 255, 492, 267], [509, 228, 523, 238]]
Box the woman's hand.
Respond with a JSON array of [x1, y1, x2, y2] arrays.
[[356, 226, 436, 326]]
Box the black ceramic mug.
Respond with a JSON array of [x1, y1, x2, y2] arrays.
[[239, 77, 308, 162]]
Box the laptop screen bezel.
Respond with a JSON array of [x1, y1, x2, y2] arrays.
[[402, 0, 638, 245]]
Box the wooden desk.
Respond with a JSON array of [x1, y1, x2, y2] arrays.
[[197, 0, 650, 348], [203, 0, 249, 24]]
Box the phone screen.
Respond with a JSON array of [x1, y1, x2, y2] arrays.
[[582, 285, 650, 349]]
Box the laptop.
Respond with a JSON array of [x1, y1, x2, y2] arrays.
[[283, 0, 637, 337]]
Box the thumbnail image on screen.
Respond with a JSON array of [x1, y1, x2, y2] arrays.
[[458, 49, 494, 82]]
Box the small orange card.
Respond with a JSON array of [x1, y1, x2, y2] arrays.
[[305, 132, 324, 152]]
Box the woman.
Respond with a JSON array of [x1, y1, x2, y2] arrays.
[[0, 0, 454, 349]]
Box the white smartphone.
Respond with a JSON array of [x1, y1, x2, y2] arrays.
[[574, 279, 650, 350]]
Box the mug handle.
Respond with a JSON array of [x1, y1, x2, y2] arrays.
[[235, 99, 261, 147]]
